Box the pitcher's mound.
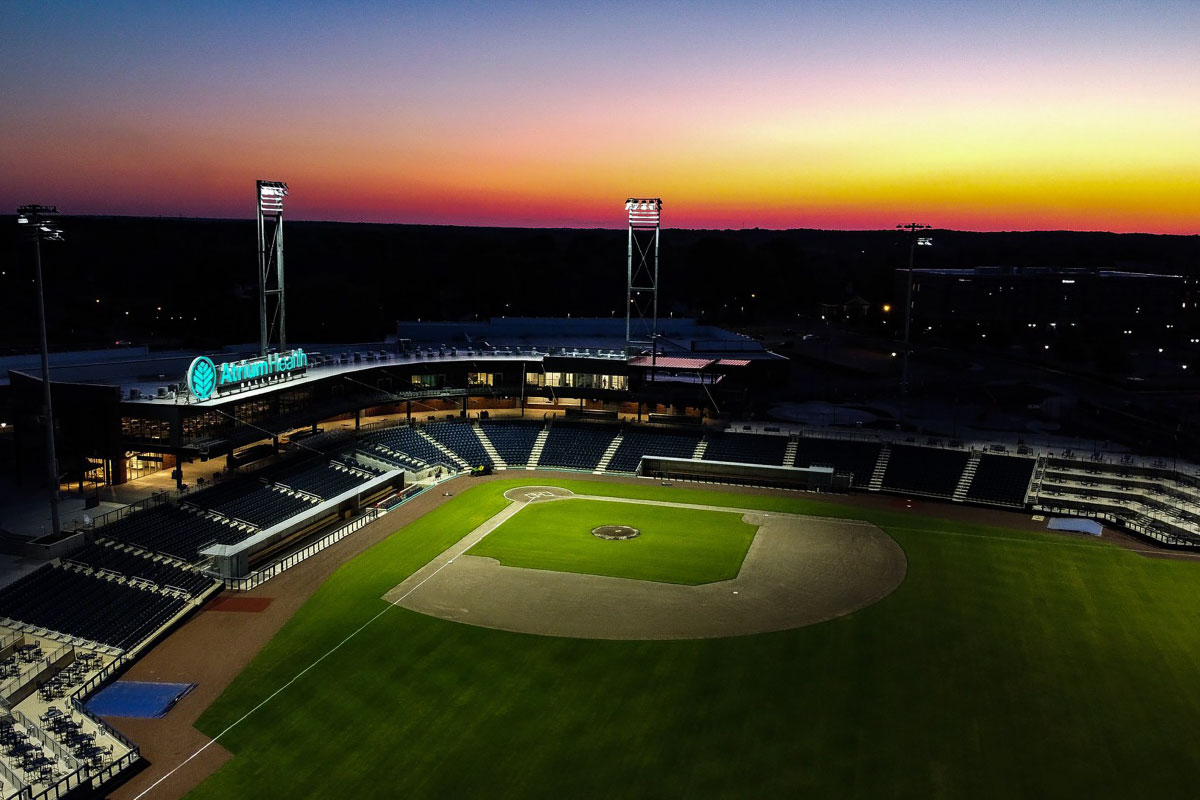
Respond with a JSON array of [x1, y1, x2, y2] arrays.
[[592, 525, 640, 540]]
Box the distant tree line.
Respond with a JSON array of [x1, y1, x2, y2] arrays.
[[2, 216, 1196, 351]]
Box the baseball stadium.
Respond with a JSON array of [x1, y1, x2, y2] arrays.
[[2, 194, 1200, 800]]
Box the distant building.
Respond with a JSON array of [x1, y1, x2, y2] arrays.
[[897, 267, 1183, 330]]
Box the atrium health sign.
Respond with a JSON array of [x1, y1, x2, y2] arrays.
[[187, 349, 308, 401]]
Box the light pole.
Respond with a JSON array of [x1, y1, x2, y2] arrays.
[[897, 223, 932, 396], [17, 205, 64, 536]]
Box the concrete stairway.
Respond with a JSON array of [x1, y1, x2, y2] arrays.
[[783, 440, 798, 467], [869, 444, 891, 492], [417, 429, 470, 470], [692, 439, 708, 459], [473, 425, 507, 470], [593, 433, 624, 474], [527, 428, 550, 470], [952, 451, 981, 502]]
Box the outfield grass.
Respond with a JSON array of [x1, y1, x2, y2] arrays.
[[188, 478, 1200, 798], [466, 498, 756, 584]]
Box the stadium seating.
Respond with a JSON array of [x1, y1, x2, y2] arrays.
[[0, 566, 188, 651], [538, 423, 618, 470], [65, 541, 216, 597], [607, 428, 702, 473], [703, 432, 789, 466], [363, 445, 427, 471], [424, 422, 492, 468], [273, 460, 375, 500], [367, 426, 455, 467], [882, 445, 969, 497], [201, 486, 316, 529], [792, 437, 882, 487], [479, 421, 542, 466], [965, 455, 1035, 506], [100, 505, 252, 562], [183, 476, 261, 511]]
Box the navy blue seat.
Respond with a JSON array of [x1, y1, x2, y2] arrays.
[[607, 428, 702, 472]]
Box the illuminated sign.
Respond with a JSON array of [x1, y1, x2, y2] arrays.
[[187, 349, 308, 401]]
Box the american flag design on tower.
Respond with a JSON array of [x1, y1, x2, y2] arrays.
[[626, 198, 662, 228]]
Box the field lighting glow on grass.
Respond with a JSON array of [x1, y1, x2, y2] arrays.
[[187, 477, 1200, 799], [466, 499, 756, 585]]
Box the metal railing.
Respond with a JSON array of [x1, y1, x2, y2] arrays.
[[0, 643, 73, 701], [1035, 502, 1200, 549], [0, 757, 28, 799], [223, 508, 382, 591], [29, 765, 86, 800], [12, 709, 79, 769], [65, 490, 172, 533]]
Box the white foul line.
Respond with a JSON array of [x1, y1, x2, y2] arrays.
[[131, 555, 460, 799]]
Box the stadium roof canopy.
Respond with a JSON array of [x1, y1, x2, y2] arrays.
[[394, 317, 779, 359]]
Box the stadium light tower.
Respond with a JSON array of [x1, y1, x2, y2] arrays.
[[897, 222, 933, 396], [625, 198, 662, 358], [17, 205, 64, 536], [257, 180, 289, 356]]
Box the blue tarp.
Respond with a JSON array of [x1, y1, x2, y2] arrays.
[[1047, 517, 1103, 536], [86, 681, 196, 718]]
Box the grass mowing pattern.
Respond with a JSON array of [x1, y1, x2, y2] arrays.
[[466, 498, 756, 584], [189, 478, 1200, 798]]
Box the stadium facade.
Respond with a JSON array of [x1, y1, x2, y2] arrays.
[[6, 318, 786, 490]]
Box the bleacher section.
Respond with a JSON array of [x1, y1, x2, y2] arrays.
[[607, 428, 703, 473], [425, 422, 492, 468], [189, 485, 316, 529], [538, 423, 619, 470], [367, 426, 455, 468], [273, 460, 375, 501], [881, 445, 970, 497], [966, 455, 1035, 507], [0, 566, 188, 651], [479, 421, 541, 466], [703, 432, 789, 466], [1034, 457, 1200, 545], [65, 541, 217, 597], [100, 505, 251, 563], [793, 437, 882, 487]]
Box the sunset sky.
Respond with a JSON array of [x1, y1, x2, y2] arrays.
[[2, 1, 1198, 232]]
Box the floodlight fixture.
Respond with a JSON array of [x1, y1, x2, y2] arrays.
[[258, 180, 289, 214], [626, 197, 662, 229]]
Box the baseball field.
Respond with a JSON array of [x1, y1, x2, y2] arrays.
[[180, 477, 1200, 798]]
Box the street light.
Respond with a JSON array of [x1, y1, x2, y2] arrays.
[[896, 222, 932, 397], [17, 204, 64, 535]]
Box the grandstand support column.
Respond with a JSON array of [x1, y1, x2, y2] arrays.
[[355, 409, 361, 431], [625, 198, 663, 358], [461, 396, 468, 419], [257, 180, 289, 356], [406, 401, 412, 423]]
